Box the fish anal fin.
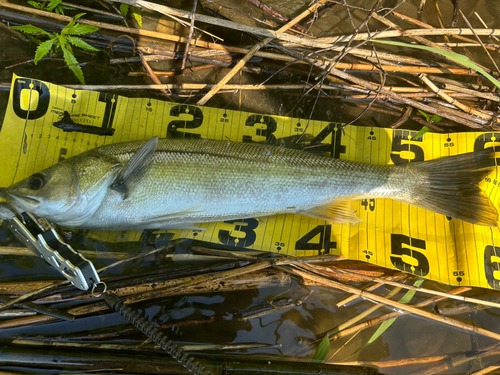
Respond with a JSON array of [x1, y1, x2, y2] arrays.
[[301, 200, 361, 223], [111, 136, 159, 199]]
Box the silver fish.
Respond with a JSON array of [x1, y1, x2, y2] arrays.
[[1, 137, 497, 230]]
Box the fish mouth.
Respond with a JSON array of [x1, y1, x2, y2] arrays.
[[6, 193, 40, 208]]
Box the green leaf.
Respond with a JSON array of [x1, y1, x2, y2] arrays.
[[11, 24, 51, 36], [365, 278, 425, 346], [62, 13, 86, 34], [417, 109, 431, 123], [120, 4, 129, 17], [65, 36, 99, 52], [372, 40, 500, 90], [430, 115, 442, 123], [313, 334, 330, 363], [59, 36, 85, 84], [64, 23, 99, 36], [34, 38, 55, 64], [130, 6, 143, 28], [27, 1, 43, 9], [46, 0, 63, 11], [414, 126, 430, 140]]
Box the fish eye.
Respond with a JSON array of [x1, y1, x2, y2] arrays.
[[27, 173, 46, 190]]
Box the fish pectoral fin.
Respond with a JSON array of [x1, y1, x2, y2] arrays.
[[140, 204, 205, 224], [301, 200, 361, 223], [111, 136, 159, 199]]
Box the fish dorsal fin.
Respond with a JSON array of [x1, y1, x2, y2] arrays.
[[301, 200, 361, 224], [111, 136, 159, 199]]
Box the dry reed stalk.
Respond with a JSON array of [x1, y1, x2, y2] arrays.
[[474, 12, 500, 43], [337, 283, 385, 307], [180, 0, 198, 70], [407, 342, 500, 375], [329, 287, 402, 334], [316, 28, 500, 43], [328, 287, 471, 342], [138, 51, 171, 96], [0, 1, 445, 70], [305, 263, 500, 309], [459, 9, 500, 76], [325, 68, 492, 129], [196, 0, 327, 105], [441, 83, 500, 102], [371, 13, 451, 52], [471, 363, 500, 374], [287, 266, 500, 342], [110, 0, 332, 48]]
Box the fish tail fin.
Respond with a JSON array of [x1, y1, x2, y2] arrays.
[[411, 148, 498, 227]]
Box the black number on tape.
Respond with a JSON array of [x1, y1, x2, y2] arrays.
[[484, 245, 500, 289], [390, 130, 424, 164], [310, 123, 346, 158], [361, 199, 375, 211], [242, 115, 277, 143], [390, 234, 430, 276], [168, 105, 204, 138], [98, 92, 118, 131], [12, 78, 50, 120], [58, 148, 68, 161], [218, 218, 258, 248], [295, 225, 337, 255]]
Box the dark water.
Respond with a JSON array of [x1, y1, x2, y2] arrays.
[[1, 0, 500, 374]]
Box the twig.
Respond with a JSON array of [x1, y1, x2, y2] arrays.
[[137, 51, 171, 96], [285, 266, 500, 342], [337, 283, 384, 307], [196, 0, 327, 105], [0, 246, 128, 259], [418, 73, 491, 119], [0, 244, 177, 312], [390, 106, 413, 128], [372, 12, 451, 51], [181, 0, 198, 70], [329, 287, 402, 335], [243, 0, 308, 33], [471, 362, 500, 375], [111, 0, 332, 48], [441, 83, 500, 102], [307, 262, 500, 309], [459, 9, 500, 76], [474, 12, 500, 42], [329, 287, 471, 342], [316, 28, 500, 43]]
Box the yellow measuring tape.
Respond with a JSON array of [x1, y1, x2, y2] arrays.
[[2, 74, 500, 289]]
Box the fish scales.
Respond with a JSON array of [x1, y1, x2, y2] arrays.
[[89, 139, 396, 229]]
